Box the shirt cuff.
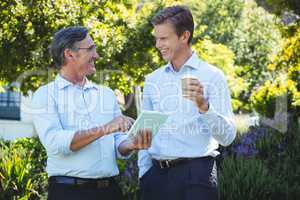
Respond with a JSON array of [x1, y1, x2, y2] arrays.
[[114, 133, 133, 159], [138, 164, 153, 178], [57, 129, 77, 155], [198, 104, 221, 134], [199, 104, 236, 146], [199, 103, 218, 117]]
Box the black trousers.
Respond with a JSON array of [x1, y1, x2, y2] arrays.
[[47, 178, 123, 200], [140, 157, 219, 200]]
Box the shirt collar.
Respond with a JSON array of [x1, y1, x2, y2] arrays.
[[55, 75, 97, 90], [84, 79, 97, 90], [165, 52, 200, 72]]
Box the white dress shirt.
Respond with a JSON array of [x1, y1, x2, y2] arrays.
[[31, 75, 128, 178], [138, 53, 236, 177]]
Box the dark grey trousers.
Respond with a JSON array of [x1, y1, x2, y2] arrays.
[[140, 157, 219, 200], [47, 178, 123, 200]]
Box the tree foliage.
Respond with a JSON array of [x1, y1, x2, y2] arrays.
[[0, 0, 148, 94], [189, 0, 245, 44], [229, 2, 281, 89], [0, 0, 284, 114], [188, 0, 281, 111], [251, 28, 300, 117], [255, 0, 300, 16]]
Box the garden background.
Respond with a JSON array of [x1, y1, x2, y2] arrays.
[[0, 0, 299, 199]]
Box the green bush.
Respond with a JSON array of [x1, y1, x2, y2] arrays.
[[0, 137, 47, 200], [257, 125, 300, 199], [2, 124, 300, 200], [117, 154, 140, 200], [219, 156, 277, 200], [0, 137, 140, 200], [220, 124, 300, 199], [250, 77, 295, 118]]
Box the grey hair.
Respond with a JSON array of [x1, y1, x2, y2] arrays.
[[49, 26, 88, 69]]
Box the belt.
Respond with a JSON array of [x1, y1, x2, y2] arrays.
[[152, 157, 211, 169], [48, 176, 114, 189]]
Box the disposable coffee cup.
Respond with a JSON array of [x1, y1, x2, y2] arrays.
[[181, 75, 198, 97]]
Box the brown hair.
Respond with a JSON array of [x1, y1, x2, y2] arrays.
[[151, 5, 194, 44]]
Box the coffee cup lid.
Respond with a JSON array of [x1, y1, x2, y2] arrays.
[[181, 74, 198, 80]]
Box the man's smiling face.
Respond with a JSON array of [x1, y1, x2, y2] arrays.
[[154, 21, 185, 62]]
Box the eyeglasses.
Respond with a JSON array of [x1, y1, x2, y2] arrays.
[[77, 44, 97, 52]]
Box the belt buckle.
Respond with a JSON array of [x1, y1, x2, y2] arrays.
[[159, 160, 170, 168], [76, 179, 86, 186], [97, 180, 109, 188]]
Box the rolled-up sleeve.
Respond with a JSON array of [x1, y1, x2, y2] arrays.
[[31, 87, 76, 156], [114, 133, 132, 159], [200, 73, 236, 146]]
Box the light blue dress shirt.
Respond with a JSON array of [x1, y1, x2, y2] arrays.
[[31, 75, 128, 178], [138, 53, 236, 177]]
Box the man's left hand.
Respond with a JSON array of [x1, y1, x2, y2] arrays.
[[118, 129, 152, 156], [128, 129, 152, 150]]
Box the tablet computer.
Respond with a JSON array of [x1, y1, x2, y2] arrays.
[[127, 110, 169, 138]]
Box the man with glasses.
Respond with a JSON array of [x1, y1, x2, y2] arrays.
[[31, 26, 152, 200]]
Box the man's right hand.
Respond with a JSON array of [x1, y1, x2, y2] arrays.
[[70, 115, 134, 152], [103, 115, 135, 134]]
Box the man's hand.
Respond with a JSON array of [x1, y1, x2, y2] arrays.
[[118, 129, 152, 156], [128, 129, 152, 150], [182, 78, 209, 113], [103, 115, 135, 135], [70, 115, 134, 152]]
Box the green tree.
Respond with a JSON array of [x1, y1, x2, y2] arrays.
[[251, 27, 300, 118], [188, 0, 281, 111], [255, 0, 300, 15], [189, 0, 244, 44], [0, 0, 283, 115], [0, 0, 145, 94], [229, 1, 281, 90]]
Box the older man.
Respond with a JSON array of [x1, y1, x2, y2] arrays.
[[32, 26, 151, 200]]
